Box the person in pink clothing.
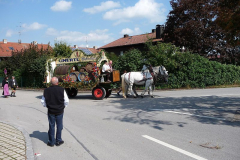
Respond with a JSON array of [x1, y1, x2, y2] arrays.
[[108, 60, 113, 72], [2, 77, 10, 98]]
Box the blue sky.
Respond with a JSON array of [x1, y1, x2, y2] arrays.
[[0, 0, 172, 48]]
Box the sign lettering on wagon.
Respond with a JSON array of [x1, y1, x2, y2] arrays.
[[56, 51, 98, 65]]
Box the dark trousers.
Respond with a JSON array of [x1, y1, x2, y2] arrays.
[[101, 72, 111, 81], [47, 113, 63, 145]]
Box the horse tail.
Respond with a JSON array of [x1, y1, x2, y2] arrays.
[[121, 73, 126, 98]]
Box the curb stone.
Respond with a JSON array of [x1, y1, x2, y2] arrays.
[[0, 121, 34, 160]]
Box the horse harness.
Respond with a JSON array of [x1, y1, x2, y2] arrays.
[[138, 65, 155, 83]]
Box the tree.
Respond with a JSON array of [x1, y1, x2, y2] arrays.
[[53, 42, 72, 57], [105, 51, 118, 66], [164, 0, 239, 64], [145, 42, 179, 72], [215, 0, 240, 46], [0, 44, 52, 87]]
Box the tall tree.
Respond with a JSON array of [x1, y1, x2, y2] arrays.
[[53, 42, 72, 57], [164, 0, 239, 64], [215, 0, 240, 46]]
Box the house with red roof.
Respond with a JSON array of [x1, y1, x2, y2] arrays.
[[99, 24, 165, 55], [0, 39, 51, 61]]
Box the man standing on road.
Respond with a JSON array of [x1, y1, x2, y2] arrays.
[[41, 77, 69, 147]]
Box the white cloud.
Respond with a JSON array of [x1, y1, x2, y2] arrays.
[[22, 22, 47, 30], [83, 1, 121, 14], [120, 27, 141, 35], [45, 28, 113, 46], [51, 0, 72, 12], [46, 28, 58, 36], [6, 29, 14, 37], [103, 0, 166, 24]]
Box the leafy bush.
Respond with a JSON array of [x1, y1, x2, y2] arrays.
[[0, 44, 52, 87], [114, 49, 146, 73], [143, 42, 240, 89]]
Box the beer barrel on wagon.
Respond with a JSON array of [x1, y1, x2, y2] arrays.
[[54, 65, 78, 75], [78, 72, 86, 81], [85, 62, 96, 72], [69, 72, 79, 82], [54, 65, 79, 82], [79, 67, 87, 72]]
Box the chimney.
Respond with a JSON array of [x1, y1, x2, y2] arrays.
[[160, 25, 165, 36], [124, 34, 129, 38], [18, 39, 21, 44], [93, 46, 97, 49], [33, 41, 37, 45], [74, 45, 78, 48], [3, 39, 7, 44], [156, 25, 160, 39], [156, 24, 165, 39], [152, 29, 156, 33]]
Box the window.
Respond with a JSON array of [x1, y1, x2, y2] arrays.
[[120, 51, 123, 56], [8, 47, 14, 50]]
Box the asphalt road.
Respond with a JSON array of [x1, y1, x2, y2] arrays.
[[1, 87, 240, 160]]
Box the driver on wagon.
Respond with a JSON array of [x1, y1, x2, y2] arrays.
[[102, 60, 112, 82]]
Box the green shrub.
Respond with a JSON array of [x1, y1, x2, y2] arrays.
[[143, 42, 240, 89]]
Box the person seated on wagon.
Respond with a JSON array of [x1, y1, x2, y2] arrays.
[[109, 60, 114, 72], [102, 60, 111, 82]]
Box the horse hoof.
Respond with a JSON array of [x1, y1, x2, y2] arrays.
[[123, 96, 126, 98], [134, 96, 137, 98], [151, 96, 154, 98], [141, 96, 144, 98], [136, 94, 139, 97]]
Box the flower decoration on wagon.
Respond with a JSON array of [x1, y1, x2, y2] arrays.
[[92, 62, 99, 79], [63, 74, 71, 82]]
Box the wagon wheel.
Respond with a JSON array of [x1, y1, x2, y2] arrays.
[[105, 89, 112, 98], [66, 88, 78, 98], [92, 86, 106, 100]]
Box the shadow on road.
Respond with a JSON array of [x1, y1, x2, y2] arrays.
[[35, 95, 42, 99], [69, 95, 93, 100], [30, 131, 48, 144], [106, 95, 240, 129]]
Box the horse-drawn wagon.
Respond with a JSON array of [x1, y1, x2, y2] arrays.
[[45, 50, 120, 100]]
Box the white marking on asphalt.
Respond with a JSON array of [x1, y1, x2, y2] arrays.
[[150, 108, 237, 111], [165, 111, 227, 121], [142, 135, 208, 160], [149, 109, 227, 121]]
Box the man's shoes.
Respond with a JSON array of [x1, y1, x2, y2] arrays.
[[56, 141, 64, 146], [47, 142, 54, 147], [13, 95, 16, 97]]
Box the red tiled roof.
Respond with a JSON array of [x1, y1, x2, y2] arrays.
[[87, 48, 100, 54], [100, 32, 162, 49], [0, 41, 51, 57]]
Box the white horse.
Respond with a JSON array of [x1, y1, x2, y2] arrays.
[[121, 65, 168, 98]]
